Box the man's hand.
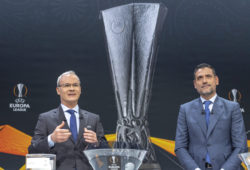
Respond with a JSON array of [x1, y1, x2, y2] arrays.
[[51, 121, 71, 143], [83, 128, 98, 143]]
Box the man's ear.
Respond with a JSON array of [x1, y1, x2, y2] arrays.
[[56, 87, 60, 95], [193, 79, 197, 89], [216, 76, 219, 86]]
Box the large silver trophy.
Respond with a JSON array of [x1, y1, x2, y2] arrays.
[[101, 3, 167, 169]]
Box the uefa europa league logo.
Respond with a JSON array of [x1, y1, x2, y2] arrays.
[[14, 83, 28, 98], [228, 88, 242, 103], [13, 83, 28, 104], [111, 156, 116, 164], [231, 89, 238, 102], [10, 83, 30, 112], [228, 88, 245, 113], [17, 83, 24, 98]]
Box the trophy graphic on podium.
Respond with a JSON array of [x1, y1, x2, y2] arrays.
[[100, 3, 167, 169]]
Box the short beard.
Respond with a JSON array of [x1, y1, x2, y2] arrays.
[[198, 89, 215, 97]]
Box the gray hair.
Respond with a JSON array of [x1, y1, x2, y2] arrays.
[[57, 70, 81, 87]]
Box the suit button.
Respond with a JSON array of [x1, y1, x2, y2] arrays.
[[74, 147, 77, 151], [207, 144, 211, 147]]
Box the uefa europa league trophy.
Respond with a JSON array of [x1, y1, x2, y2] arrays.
[[101, 3, 167, 169]]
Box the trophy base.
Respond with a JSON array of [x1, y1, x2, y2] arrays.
[[139, 163, 161, 170]]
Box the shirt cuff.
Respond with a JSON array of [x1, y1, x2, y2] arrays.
[[48, 134, 55, 148], [195, 168, 201, 170]]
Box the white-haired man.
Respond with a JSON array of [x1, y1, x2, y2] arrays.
[[29, 71, 106, 170]]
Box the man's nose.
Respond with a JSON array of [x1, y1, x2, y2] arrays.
[[202, 77, 208, 83], [69, 86, 75, 90]]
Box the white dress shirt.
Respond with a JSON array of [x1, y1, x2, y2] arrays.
[[200, 94, 217, 112]]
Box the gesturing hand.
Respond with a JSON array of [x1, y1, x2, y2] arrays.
[[83, 128, 98, 143], [51, 121, 71, 143]]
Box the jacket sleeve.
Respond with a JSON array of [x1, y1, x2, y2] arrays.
[[28, 114, 51, 153], [220, 103, 248, 170], [175, 105, 200, 170]]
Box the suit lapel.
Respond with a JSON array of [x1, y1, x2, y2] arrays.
[[206, 97, 224, 138], [193, 98, 207, 137], [77, 109, 88, 142], [57, 106, 70, 129]]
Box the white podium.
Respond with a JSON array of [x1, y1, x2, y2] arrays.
[[26, 154, 56, 170]]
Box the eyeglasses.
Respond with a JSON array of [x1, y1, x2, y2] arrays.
[[58, 83, 80, 88]]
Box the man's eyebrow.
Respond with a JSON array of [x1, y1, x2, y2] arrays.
[[205, 74, 213, 76]]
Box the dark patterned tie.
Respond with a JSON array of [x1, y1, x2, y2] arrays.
[[204, 100, 212, 164], [66, 109, 77, 142]]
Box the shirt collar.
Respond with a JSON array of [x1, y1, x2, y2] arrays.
[[200, 93, 217, 104], [61, 104, 79, 113]]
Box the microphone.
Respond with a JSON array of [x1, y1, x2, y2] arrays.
[[86, 125, 92, 130]]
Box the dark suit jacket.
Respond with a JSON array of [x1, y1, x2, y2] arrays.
[[175, 96, 247, 170], [28, 106, 106, 170]]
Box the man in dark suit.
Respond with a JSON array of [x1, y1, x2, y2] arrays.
[[175, 63, 247, 170], [29, 70, 106, 170]]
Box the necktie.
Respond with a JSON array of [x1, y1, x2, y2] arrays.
[[204, 100, 212, 163], [66, 109, 78, 142]]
